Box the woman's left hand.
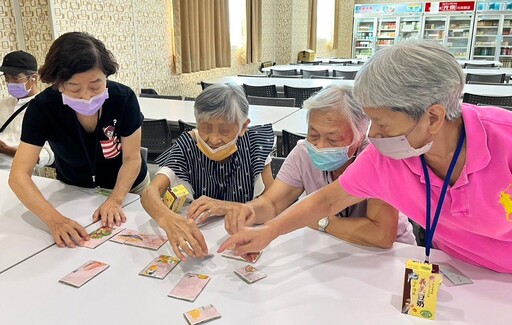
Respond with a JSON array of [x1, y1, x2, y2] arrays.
[[93, 197, 126, 227]]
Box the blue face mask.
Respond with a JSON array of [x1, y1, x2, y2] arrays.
[[305, 140, 352, 171]]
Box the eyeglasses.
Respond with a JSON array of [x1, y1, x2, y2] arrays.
[[4, 74, 30, 83]]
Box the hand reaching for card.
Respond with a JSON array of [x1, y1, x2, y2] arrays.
[[92, 197, 126, 228], [186, 196, 256, 235], [48, 215, 90, 248], [218, 225, 276, 257], [159, 213, 208, 261]]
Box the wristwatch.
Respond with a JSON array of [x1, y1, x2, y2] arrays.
[[318, 217, 330, 232]]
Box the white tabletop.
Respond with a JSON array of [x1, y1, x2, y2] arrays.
[[138, 97, 299, 127], [204, 76, 354, 89], [0, 170, 140, 274], [263, 64, 361, 74], [0, 199, 509, 324], [463, 84, 512, 96], [272, 108, 308, 136], [458, 59, 503, 67]]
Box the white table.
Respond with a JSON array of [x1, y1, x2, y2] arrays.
[[0, 170, 140, 274], [138, 97, 299, 127], [272, 108, 308, 136], [204, 76, 354, 89], [0, 199, 509, 324], [463, 84, 512, 96], [458, 59, 503, 67], [263, 64, 361, 75]]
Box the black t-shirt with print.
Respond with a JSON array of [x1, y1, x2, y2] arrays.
[[21, 80, 147, 189]]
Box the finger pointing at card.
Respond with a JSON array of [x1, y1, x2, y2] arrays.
[[218, 225, 276, 256]]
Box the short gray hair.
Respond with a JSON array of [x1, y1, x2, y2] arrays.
[[303, 84, 369, 145], [194, 83, 249, 126], [353, 40, 464, 121]]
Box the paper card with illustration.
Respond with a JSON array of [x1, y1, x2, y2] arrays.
[[110, 229, 167, 250], [83, 226, 125, 249], [221, 249, 262, 263], [234, 265, 267, 284], [168, 273, 211, 302], [139, 255, 181, 279], [184, 304, 221, 325], [59, 260, 109, 288]]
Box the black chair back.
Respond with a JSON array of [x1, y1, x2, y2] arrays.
[[141, 119, 172, 164], [140, 88, 158, 95], [270, 74, 303, 79], [271, 68, 298, 76], [463, 63, 497, 69], [301, 69, 329, 79], [139, 94, 183, 100], [282, 129, 306, 157], [242, 84, 278, 97], [462, 93, 512, 107], [284, 85, 323, 108], [333, 70, 358, 79], [466, 81, 512, 86], [247, 96, 296, 107], [465, 73, 505, 84], [201, 81, 215, 90], [178, 119, 196, 133], [310, 75, 344, 80], [270, 157, 286, 179]]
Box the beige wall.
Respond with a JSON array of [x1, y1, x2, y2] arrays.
[[1, 0, 361, 98]]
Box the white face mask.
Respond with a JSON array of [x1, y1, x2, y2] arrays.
[[369, 120, 432, 160]]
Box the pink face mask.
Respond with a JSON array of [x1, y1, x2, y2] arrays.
[[62, 88, 109, 116]]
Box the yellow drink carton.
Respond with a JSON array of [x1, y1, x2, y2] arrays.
[[401, 259, 443, 320], [163, 184, 189, 213]]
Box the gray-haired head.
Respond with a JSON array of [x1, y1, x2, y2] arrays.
[[303, 84, 369, 145], [194, 83, 249, 126], [353, 40, 464, 121]]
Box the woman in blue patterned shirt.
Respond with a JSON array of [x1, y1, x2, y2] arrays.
[[141, 83, 274, 260]]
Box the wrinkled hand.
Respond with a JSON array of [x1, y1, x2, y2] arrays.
[[93, 197, 126, 228], [187, 196, 256, 234], [48, 216, 90, 248], [160, 214, 208, 261], [218, 225, 276, 256]]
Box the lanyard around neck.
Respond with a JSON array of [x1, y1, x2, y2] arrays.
[[74, 112, 100, 188], [420, 125, 466, 263]]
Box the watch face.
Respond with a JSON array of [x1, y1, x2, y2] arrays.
[[318, 217, 329, 230]]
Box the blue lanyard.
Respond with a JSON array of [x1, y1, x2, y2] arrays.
[[420, 125, 465, 263]]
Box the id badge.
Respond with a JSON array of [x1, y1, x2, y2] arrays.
[[401, 259, 443, 320]]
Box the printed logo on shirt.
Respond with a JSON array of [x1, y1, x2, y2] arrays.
[[100, 119, 122, 159], [498, 184, 512, 222]]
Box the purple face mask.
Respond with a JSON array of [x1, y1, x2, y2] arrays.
[[7, 82, 31, 99], [62, 88, 109, 116]]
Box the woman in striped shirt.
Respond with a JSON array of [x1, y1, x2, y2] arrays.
[[141, 84, 274, 260]]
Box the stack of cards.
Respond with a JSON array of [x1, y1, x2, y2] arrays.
[[83, 226, 124, 249], [110, 229, 167, 250], [59, 260, 109, 288], [221, 249, 262, 263], [184, 304, 221, 325], [139, 255, 180, 279], [234, 265, 267, 284], [168, 273, 211, 302]]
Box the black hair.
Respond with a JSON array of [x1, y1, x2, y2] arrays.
[[39, 32, 118, 85]]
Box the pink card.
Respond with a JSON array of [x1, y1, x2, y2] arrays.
[[139, 255, 180, 279], [221, 249, 262, 263], [168, 273, 211, 302], [234, 265, 267, 284], [83, 226, 124, 249], [184, 304, 221, 325], [59, 260, 109, 288], [110, 229, 167, 250]]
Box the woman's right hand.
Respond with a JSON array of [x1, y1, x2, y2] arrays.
[[48, 216, 90, 248], [159, 214, 208, 261]]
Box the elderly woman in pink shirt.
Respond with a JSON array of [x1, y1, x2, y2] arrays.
[[219, 40, 512, 273], [187, 85, 415, 248]]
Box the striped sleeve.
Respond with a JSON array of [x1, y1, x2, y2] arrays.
[[247, 123, 274, 178], [155, 133, 193, 184]]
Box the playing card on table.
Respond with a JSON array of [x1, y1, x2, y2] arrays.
[[184, 304, 221, 325], [168, 273, 211, 302], [139, 255, 180, 279], [221, 249, 262, 263], [110, 229, 167, 250], [59, 260, 109, 288], [83, 226, 124, 249], [234, 265, 267, 284]]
